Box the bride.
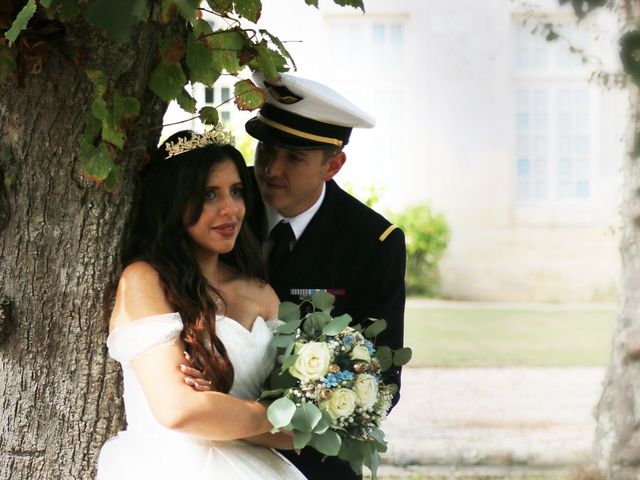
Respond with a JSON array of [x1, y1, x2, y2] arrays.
[[97, 128, 306, 479]]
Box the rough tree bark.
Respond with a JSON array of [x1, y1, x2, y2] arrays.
[[594, 4, 640, 476], [0, 8, 180, 479]]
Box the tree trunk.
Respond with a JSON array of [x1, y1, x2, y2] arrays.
[[594, 80, 640, 476], [0, 11, 178, 479]]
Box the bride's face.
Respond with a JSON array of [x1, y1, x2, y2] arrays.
[[186, 159, 245, 256]]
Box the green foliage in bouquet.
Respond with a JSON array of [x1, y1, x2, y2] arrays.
[[260, 292, 412, 479]]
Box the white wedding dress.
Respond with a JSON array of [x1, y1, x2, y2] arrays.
[[96, 313, 306, 479]]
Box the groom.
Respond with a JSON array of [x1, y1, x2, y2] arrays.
[[244, 73, 406, 480]]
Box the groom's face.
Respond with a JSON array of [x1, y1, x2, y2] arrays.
[[254, 142, 343, 218]]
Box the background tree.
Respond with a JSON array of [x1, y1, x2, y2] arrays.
[[0, 0, 362, 478]]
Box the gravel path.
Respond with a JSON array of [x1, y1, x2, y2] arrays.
[[380, 367, 606, 472]]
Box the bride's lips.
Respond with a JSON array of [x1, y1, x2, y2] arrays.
[[211, 223, 237, 238]]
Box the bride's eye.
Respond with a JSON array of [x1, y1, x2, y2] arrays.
[[204, 190, 216, 201], [231, 186, 243, 198]]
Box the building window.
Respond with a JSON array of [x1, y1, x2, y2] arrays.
[[513, 22, 592, 202]]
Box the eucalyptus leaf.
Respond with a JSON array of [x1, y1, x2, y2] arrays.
[[266, 397, 296, 429], [279, 302, 301, 322], [269, 333, 294, 348], [312, 414, 331, 434], [282, 338, 296, 361], [258, 388, 285, 400], [364, 319, 387, 339], [311, 290, 335, 312], [279, 353, 298, 373], [393, 347, 412, 366], [375, 346, 392, 372], [366, 450, 380, 480], [269, 370, 298, 390], [290, 402, 322, 432], [293, 430, 312, 449], [276, 318, 302, 335], [5, 0, 36, 46], [310, 430, 341, 456], [322, 314, 351, 336]]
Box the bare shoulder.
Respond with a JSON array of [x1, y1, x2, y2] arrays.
[[228, 276, 280, 320], [255, 281, 280, 320], [111, 261, 174, 331]]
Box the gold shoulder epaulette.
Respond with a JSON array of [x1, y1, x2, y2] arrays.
[[378, 224, 398, 242]]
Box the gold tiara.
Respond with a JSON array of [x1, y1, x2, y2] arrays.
[[165, 124, 236, 158]]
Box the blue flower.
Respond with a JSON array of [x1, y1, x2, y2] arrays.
[[363, 339, 376, 355], [342, 334, 355, 349], [339, 370, 354, 382]]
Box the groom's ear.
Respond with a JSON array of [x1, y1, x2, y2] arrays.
[[323, 152, 346, 181]]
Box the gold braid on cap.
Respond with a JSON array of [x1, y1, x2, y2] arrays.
[[165, 124, 236, 158]]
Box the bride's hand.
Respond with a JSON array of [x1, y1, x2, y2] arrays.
[[179, 351, 213, 392]]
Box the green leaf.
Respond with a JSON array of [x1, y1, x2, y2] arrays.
[[210, 29, 245, 74], [174, 0, 199, 20], [198, 106, 219, 126], [310, 430, 342, 456], [258, 29, 296, 71], [366, 450, 380, 480], [87, 69, 108, 97], [206, 0, 233, 14], [364, 319, 387, 338], [393, 347, 412, 366], [311, 291, 335, 312], [290, 402, 322, 432], [148, 62, 187, 101], [59, 0, 81, 21], [269, 333, 294, 348], [269, 370, 298, 390], [234, 0, 262, 22], [258, 388, 285, 400], [85, 0, 147, 43], [80, 140, 114, 182], [279, 353, 298, 373], [332, 0, 365, 11], [293, 431, 312, 449], [267, 397, 296, 429], [176, 89, 197, 114], [113, 91, 141, 127], [322, 314, 351, 336], [312, 413, 331, 434], [233, 79, 265, 111], [337, 437, 365, 474], [186, 33, 220, 87], [0, 45, 17, 84], [304, 0, 319, 7], [103, 163, 121, 192], [279, 302, 301, 322], [5, 0, 36, 46], [375, 346, 392, 372], [277, 318, 302, 335]]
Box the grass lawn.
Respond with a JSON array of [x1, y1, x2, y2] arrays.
[[404, 301, 616, 367]]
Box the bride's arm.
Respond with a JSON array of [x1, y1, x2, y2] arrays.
[[112, 262, 274, 441]]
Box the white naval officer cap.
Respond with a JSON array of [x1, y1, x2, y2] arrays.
[[245, 72, 375, 150]]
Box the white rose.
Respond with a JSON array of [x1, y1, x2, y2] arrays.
[[354, 374, 379, 410], [321, 388, 358, 420], [289, 342, 331, 381], [350, 344, 371, 362]]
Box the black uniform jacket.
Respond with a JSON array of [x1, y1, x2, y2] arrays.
[[247, 174, 406, 480]]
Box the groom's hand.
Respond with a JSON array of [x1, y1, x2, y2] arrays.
[[179, 351, 213, 391]]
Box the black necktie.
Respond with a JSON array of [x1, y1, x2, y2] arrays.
[[268, 221, 295, 275]]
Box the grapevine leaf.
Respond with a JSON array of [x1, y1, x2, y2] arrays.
[[304, 0, 319, 7], [86, 69, 108, 97], [364, 319, 387, 338], [290, 403, 322, 432], [266, 397, 296, 429], [259, 29, 296, 71], [393, 347, 412, 366], [85, 0, 147, 43], [174, 0, 200, 21], [256, 42, 278, 81], [234, 79, 266, 111], [148, 62, 187, 101], [206, 0, 233, 14], [0, 45, 17, 84], [310, 430, 342, 456], [176, 89, 197, 114], [5, 0, 36, 46], [163, 39, 187, 66], [210, 29, 245, 74], [113, 91, 140, 129], [103, 164, 121, 192], [80, 140, 114, 182], [186, 33, 220, 86], [332, 0, 364, 11], [161, 0, 177, 23], [198, 106, 219, 126], [293, 431, 312, 449], [234, 0, 262, 22], [279, 302, 301, 323]]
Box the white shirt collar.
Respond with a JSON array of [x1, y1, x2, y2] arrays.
[[265, 182, 326, 241]]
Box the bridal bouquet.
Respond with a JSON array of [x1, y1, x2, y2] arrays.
[[260, 292, 411, 479]]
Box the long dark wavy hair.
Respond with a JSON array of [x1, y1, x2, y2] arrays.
[[121, 131, 266, 393]]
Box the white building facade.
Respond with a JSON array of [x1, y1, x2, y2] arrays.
[[164, 0, 627, 302]]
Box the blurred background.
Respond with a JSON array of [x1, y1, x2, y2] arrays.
[[163, 0, 625, 477]]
